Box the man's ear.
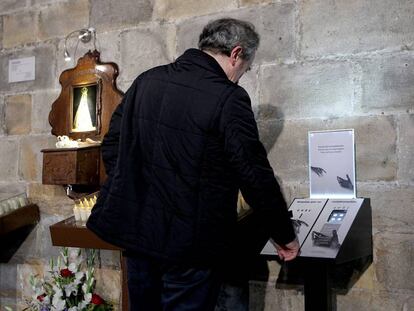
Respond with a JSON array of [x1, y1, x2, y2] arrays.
[[230, 46, 243, 66]]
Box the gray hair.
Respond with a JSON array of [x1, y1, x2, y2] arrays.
[[198, 18, 260, 61]]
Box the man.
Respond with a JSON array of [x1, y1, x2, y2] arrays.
[[87, 18, 299, 310]]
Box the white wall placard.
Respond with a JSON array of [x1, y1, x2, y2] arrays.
[[308, 129, 356, 199], [8, 56, 35, 83]]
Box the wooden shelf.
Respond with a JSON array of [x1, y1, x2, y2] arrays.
[[49, 216, 122, 250], [0, 204, 40, 262], [0, 204, 40, 236]]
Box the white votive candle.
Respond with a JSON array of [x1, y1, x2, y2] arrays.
[[80, 208, 88, 222], [73, 206, 81, 221]]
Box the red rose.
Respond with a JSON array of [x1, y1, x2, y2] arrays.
[[91, 293, 104, 305], [60, 268, 74, 278], [37, 293, 46, 302]]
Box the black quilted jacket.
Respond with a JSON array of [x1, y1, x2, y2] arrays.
[[86, 49, 295, 266]]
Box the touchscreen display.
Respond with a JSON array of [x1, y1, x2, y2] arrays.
[[327, 210, 347, 224]]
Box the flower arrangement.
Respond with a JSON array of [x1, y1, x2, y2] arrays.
[[25, 248, 113, 311]]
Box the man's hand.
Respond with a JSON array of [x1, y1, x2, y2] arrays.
[[272, 238, 300, 261]]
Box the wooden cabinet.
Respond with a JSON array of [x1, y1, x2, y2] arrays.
[[42, 146, 100, 185], [42, 50, 123, 186]]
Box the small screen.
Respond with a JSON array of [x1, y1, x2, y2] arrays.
[[327, 210, 347, 224]]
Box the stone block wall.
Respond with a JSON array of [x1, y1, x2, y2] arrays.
[[0, 0, 413, 310]]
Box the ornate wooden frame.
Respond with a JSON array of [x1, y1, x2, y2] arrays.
[[49, 50, 123, 142]]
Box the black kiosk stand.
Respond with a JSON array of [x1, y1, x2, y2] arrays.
[[263, 197, 372, 311]]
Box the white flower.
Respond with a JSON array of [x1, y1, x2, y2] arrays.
[[78, 300, 89, 310], [52, 293, 66, 311], [68, 307, 78, 311], [52, 284, 62, 294], [84, 293, 92, 304], [69, 248, 79, 258], [69, 248, 84, 268], [68, 262, 77, 272], [64, 283, 77, 297], [75, 271, 84, 282]]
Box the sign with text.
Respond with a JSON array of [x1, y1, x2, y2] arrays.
[[8, 56, 35, 83], [308, 129, 356, 199]]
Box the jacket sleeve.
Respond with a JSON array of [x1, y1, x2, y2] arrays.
[[101, 99, 124, 178], [101, 79, 138, 178], [220, 87, 296, 245]]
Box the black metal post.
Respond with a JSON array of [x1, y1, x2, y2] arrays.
[[304, 261, 334, 311]]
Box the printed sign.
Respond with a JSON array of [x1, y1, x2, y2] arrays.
[[9, 56, 35, 83], [309, 129, 356, 199]]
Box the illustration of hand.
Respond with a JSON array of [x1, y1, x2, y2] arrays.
[[292, 219, 309, 234], [337, 174, 354, 190], [311, 166, 327, 177]]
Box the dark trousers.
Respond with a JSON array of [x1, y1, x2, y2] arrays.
[[126, 255, 222, 311]]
